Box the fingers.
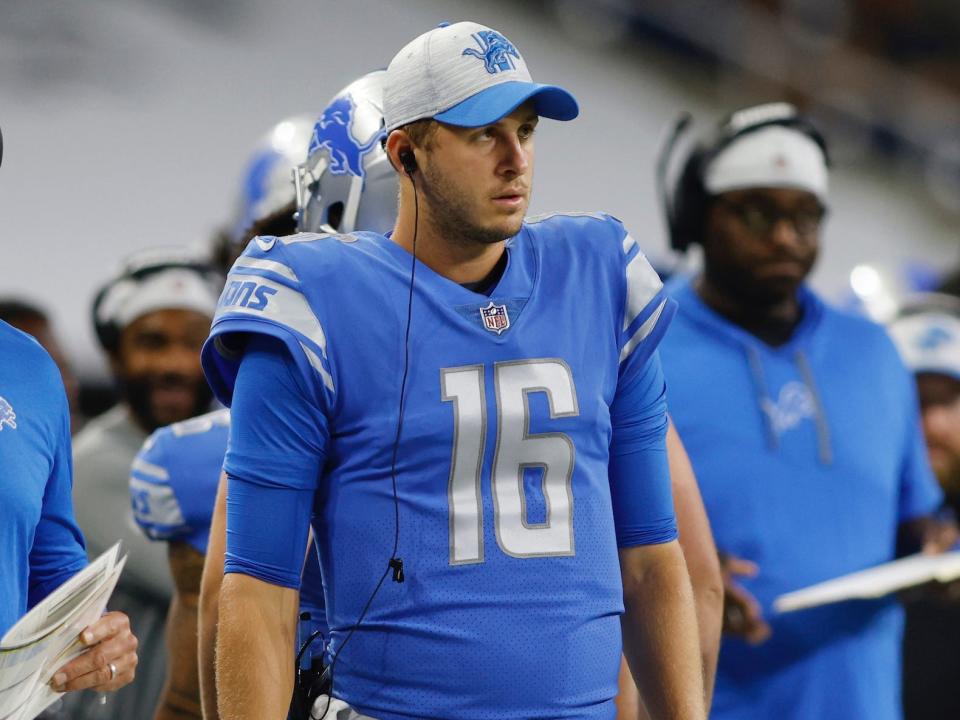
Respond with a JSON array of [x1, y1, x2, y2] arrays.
[[719, 553, 771, 645], [51, 612, 139, 693], [721, 554, 759, 579], [922, 524, 959, 555]]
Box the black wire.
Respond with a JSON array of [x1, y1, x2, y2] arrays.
[[317, 173, 419, 718]]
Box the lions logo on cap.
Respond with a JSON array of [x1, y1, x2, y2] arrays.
[[309, 94, 385, 179], [0, 396, 17, 431], [462, 30, 520, 74], [918, 324, 954, 351]]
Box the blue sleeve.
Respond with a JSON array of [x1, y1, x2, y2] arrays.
[[608, 352, 677, 547], [898, 382, 944, 522], [28, 378, 87, 608], [223, 335, 328, 589], [129, 412, 230, 555]]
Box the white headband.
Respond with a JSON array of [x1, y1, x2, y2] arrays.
[[704, 126, 828, 201], [97, 267, 219, 330]]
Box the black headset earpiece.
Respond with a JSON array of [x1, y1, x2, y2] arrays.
[[399, 149, 417, 175], [659, 103, 830, 253]]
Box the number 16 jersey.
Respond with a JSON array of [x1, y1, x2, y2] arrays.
[[202, 211, 677, 720]]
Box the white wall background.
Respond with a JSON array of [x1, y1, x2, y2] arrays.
[[1, 0, 956, 376]]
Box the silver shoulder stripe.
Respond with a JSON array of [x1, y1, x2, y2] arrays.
[[130, 476, 185, 530], [280, 232, 333, 245], [620, 299, 667, 364], [132, 457, 169, 481], [623, 250, 664, 331], [299, 341, 335, 393], [215, 277, 328, 358], [622, 233, 637, 255], [232, 257, 299, 282]]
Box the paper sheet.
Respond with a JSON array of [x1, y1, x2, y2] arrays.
[[774, 551, 960, 614], [0, 544, 126, 720]]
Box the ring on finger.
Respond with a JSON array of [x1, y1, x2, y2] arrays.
[[108, 663, 117, 681]]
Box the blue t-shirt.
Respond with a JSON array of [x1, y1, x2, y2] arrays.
[[0, 321, 87, 637], [129, 408, 327, 640], [202, 213, 677, 720], [660, 277, 943, 720]]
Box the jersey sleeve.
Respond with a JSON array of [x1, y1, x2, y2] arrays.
[[223, 335, 328, 588], [608, 352, 677, 547], [616, 226, 677, 382], [129, 420, 225, 555], [201, 235, 336, 415], [28, 370, 87, 607]]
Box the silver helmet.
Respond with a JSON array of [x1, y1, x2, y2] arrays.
[[295, 70, 396, 235]]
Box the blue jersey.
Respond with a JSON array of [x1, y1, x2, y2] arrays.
[[202, 213, 677, 720], [129, 409, 327, 639], [660, 277, 943, 720], [0, 321, 87, 636]]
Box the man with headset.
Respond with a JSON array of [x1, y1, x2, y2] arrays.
[[658, 102, 956, 719], [68, 251, 220, 718], [204, 21, 705, 720], [0, 127, 139, 707]]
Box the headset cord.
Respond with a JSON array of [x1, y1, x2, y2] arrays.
[[317, 173, 419, 719]]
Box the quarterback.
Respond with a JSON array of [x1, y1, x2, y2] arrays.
[[204, 22, 705, 720]]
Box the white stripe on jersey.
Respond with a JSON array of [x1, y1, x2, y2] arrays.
[[132, 456, 169, 481], [232, 257, 300, 282], [299, 341, 335, 392], [216, 276, 329, 359], [129, 476, 186, 535], [622, 240, 663, 331], [620, 298, 667, 364]]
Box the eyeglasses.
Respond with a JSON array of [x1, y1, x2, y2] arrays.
[[715, 197, 827, 238]]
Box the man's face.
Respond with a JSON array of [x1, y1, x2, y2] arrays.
[[113, 308, 212, 432], [416, 102, 538, 246], [702, 187, 824, 304], [916, 372, 960, 496]]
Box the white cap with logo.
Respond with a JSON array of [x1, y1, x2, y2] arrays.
[[384, 21, 579, 133], [889, 301, 960, 382]]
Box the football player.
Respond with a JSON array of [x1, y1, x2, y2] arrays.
[[206, 22, 705, 720]]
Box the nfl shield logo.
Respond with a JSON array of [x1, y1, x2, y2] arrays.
[[480, 302, 510, 335]]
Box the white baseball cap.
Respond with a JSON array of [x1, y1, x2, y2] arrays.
[[704, 125, 829, 202], [384, 21, 578, 133], [889, 307, 960, 382]]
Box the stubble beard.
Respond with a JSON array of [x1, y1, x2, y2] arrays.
[[419, 162, 525, 247]]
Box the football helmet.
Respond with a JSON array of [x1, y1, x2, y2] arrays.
[[231, 115, 314, 241], [295, 70, 396, 235]]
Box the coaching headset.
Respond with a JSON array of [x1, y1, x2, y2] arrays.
[[658, 101, 830, 253], [92, 248, 221, 353]]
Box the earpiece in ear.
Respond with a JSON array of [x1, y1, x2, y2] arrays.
[[399, 149, 417, 175]]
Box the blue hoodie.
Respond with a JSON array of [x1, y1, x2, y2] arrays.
[[661, 276, 942, 720]]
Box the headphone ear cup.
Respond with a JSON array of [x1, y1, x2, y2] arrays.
[[670, 149, 709, 253], [91, 284, 119, 353]]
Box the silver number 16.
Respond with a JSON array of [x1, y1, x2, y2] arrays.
[[440, 359, 579, 565]]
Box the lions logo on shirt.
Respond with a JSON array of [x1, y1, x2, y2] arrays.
[[0, 396, 16, 431]]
